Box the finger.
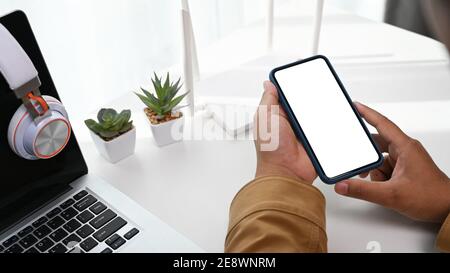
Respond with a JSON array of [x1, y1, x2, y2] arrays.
[[260, 81, 279, 106], [359, 172, 369, 178], [370, 155, 392, 181], [254, 81, 280, 142], [259, 81, 288, 119], [334, 179, 392, 207], [255, 81, 277, 124], [355, 102, 410, 148], [370, 169, 389, 182], [371, 134, 389, 153]]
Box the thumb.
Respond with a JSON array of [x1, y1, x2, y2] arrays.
[[260, 81, 279, 106], [335, 179, 392, 207]]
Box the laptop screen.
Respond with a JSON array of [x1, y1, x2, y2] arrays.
[[0, 11, 88, 233]]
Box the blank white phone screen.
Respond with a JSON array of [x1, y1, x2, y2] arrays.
[[274, 58, 379, 178]]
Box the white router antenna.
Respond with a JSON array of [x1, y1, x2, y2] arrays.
[[312, 0, 325, 55], [181, 0, 200, 116], [267, 0, 324, 55], [266, 0, 274, 51]]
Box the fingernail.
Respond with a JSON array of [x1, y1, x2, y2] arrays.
[[263, 81, 271, 90], [335, 182, 349, 195], [353, 101, 361, 106]]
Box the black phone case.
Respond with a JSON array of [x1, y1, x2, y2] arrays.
[[269, 55, 383, 184]]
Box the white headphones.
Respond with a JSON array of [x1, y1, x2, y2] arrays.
[[0, 23, 71, 160]]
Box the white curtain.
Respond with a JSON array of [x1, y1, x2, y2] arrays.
[[0, 0, 260, 119], [0, 0, 386, 120]]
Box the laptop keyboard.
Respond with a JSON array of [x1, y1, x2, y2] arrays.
[[0, 190, 139, 253]]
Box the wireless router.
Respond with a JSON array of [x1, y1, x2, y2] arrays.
[[180, 0, 325, 136]]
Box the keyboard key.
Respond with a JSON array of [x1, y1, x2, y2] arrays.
[[32, 216, 48, 228], [76, 225, 95, 239], [36, 238, 54, 252], [61, 207, 78, 220], [48, 243, 67, 253], [105, 234, 120, 246], [60, 198, 75, 210], [24, 247, 39, 253], [46, 207, 62, 219], [47, 216, 65, 229], [62, 234, 81, 248], [80, 237, 98, 252], [19, 234, 38, 249], [77, 210, 94, 223], [93, 217, 127, 242], [73, 190, 88, 201], [74, 195, 97, 212], [90, 209, 117, 229], [33, 225, 51, 239], [18, 226, 33, 238], [89, 202, 107, 215], [109, 237, 126, 250], [49, 228, 69, 243], [2, 235, 19, 248], [101, 248, 113, 253], [0, 245, 4, 252], [124, 228, 140, 240], [63, 219, 82, 233], [5, 244, 24, 253]]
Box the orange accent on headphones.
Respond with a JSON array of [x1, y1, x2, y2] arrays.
[[27, 92, 49, 116]]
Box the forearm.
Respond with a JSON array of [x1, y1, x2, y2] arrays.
[[225, 176, 327, 253]]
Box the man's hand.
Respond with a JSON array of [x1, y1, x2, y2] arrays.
[[335, 102, 450, 223], [254, 81, 317, 184]]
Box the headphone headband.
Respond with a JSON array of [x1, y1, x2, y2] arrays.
[[0, 23, 41, 98], [0, 23, 48, 119]]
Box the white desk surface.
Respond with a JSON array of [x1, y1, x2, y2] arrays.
[[74, 4, 450, 252]]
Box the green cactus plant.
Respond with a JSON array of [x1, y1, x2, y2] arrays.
[[84, 108, 133, 141], [135, 72, 189, 124]]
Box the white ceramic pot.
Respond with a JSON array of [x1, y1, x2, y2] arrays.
[[145, 111, 185, 147], [89, 127, 136, 163]]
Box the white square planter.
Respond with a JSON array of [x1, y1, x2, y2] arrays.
[[90, 127, 136, 163], [145, 111, 185, 147]]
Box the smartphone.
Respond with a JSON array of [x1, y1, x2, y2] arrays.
[[269, 55, 383, 184]]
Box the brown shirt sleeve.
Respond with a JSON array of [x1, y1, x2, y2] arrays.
[[225, 176, 327, 253], [436, 213, 450, 252]]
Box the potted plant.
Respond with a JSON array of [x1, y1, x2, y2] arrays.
[[135, 72, 189, 146], [84, 108, 136, 163]]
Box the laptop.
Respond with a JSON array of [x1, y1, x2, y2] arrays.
[[0, 10, 202, 253]]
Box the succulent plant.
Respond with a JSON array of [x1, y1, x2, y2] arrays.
[[135, 72, 189, 120], [85, 108, 133, 140]]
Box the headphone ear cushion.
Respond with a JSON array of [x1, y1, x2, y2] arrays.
[[7, 95, 71, 160], [7, 103, 32, 159]]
